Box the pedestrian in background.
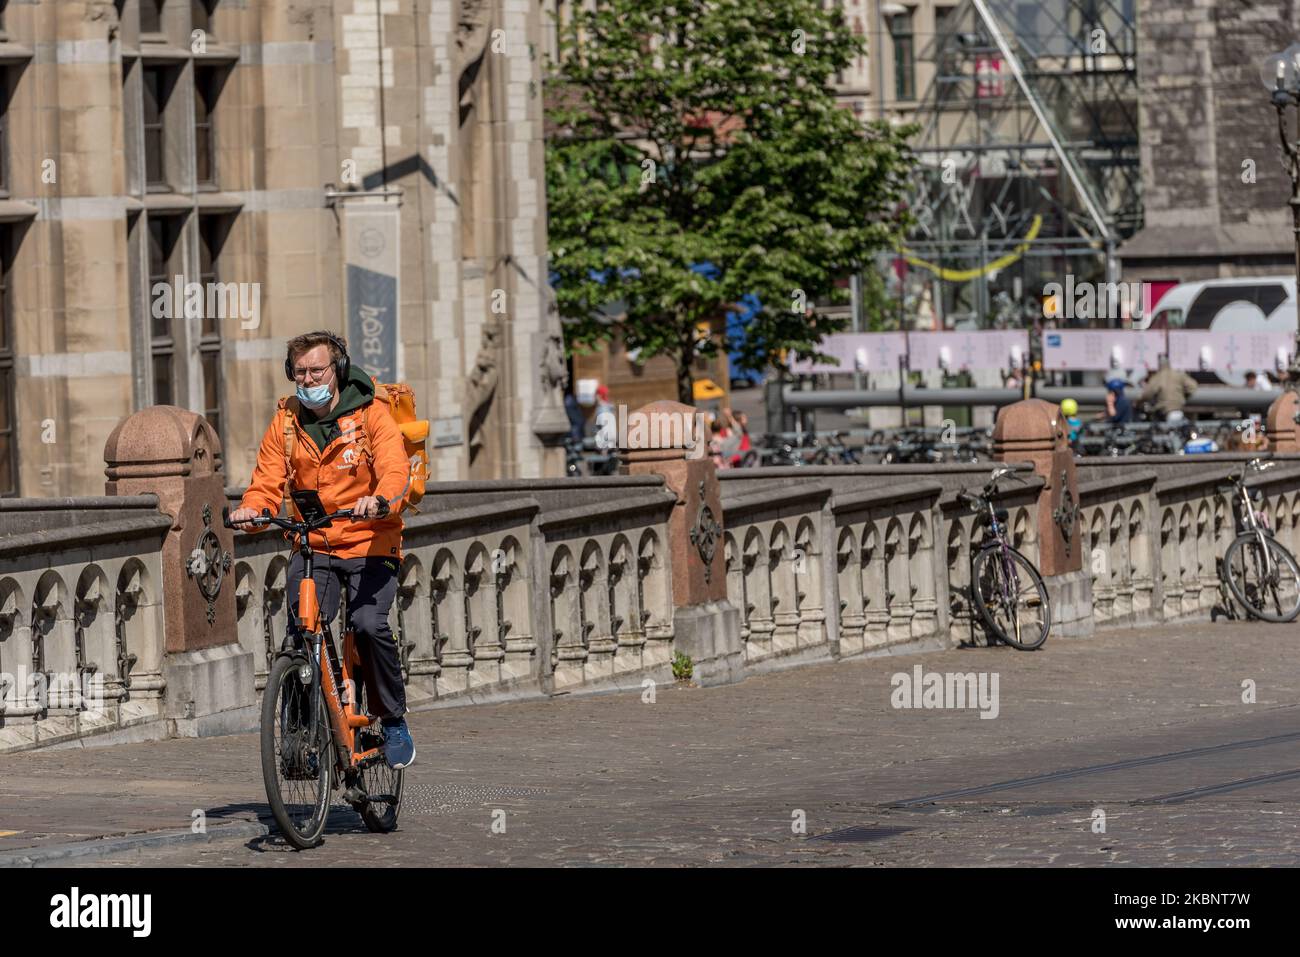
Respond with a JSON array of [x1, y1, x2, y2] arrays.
[[564, 390, 585, 442], [1103, 378, 1133, 425], [1139, 356, 1196, 423], [1244, 370, 1273, 391]]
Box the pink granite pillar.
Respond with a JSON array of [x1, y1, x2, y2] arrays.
[[1266, 392, 1299, 452], [620, 400, 741, 685], [993, 398, 1082, 576], [621, 400, 727, 605], [105, 407, 255, 735]]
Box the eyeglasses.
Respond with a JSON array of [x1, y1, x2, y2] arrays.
[[292, 365, 333, 381]]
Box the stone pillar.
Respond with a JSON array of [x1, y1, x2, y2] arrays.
[[104, 407, 257, 736], [1265, 391, 1299, 451], [622, 401, 742, 685], [994, 398, 1092, 637], [993, 399, 1081, 574]]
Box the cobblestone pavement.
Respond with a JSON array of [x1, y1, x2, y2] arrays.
[[2, 619, 1298, 866]]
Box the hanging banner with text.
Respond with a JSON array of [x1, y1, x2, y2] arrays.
[[788, 330, 1027, 374], [1040, 330, 1167, 372], [906, 330, 1029, 371], [788, 333, 907, 374], [1041, 330, 1296, 373], [1166, 330, 1295, 373], [344, 200, 401, 382]]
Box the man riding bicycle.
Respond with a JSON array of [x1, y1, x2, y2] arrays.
[[228, 330, 416, 770]]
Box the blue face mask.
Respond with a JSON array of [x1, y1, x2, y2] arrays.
[[296, 383, 333, 409]]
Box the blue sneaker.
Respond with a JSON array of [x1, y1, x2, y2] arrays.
[[381, 717, 416, 769]]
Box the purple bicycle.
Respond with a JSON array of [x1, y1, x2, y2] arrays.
[[958, 466, 1051, 650]]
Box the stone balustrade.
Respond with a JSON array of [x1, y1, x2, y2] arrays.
[[9, 403, 1300, 753], [227, 478, 679, 705], [1076, 455, 1300, 626], [718, 464, 1044, 655], [0, 496, 171, 750]]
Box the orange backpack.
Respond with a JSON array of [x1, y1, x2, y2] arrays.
[[280, 378, 429, 514]]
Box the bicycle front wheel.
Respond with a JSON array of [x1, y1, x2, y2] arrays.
[[972, 545, 1051, 650], [1224, 533, 1300, 623], [261, 653, 333, 849]]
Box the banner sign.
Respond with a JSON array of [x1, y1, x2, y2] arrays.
[[788, 333, 907, 374], [906, 331, 1029, 371], [1166, 330, 1295, 373], [1041, 330, 1166, 371], [344, 201, 400, 382], [1042, 330, 1297, 373], [789, 331, 1027, 374]]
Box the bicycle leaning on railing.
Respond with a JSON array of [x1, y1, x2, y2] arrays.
[[1218, 458, 1300, 623], [225, 491, 402, 849], [957, 466, 1051, 650]]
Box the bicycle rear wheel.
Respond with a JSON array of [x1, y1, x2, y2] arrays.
[[1224, 533, 1300, 623], [351, 677, 404, 833], [972, 545, 1051, 650], [261, 653, 333, 849]]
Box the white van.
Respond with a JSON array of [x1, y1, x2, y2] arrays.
[[1146, 275, 1295, 386]]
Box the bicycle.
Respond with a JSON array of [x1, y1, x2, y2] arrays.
[[1219, 458, 1300, 623], [881, 429, 944, 465], [957, 466, 1051, 650], [809, 430, 863, 465], [224, 493, 404, 849]]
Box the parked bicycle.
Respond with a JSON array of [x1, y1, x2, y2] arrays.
[[755, 430, 861, 466], [809, 430, 863, 465], [879, 426, 991, 465], [564, 436, 620, 477], [225, 492, 403, 849], [1219, 458, 1300, 622], [957, 466, 1051, 650]]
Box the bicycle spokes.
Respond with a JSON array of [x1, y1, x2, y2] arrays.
[[272, 672, 329, 830]]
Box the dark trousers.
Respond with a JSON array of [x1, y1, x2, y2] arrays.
[[286, 553, 406, 721]]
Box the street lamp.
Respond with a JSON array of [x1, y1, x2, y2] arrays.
[[1261, 43, 1300, 392]]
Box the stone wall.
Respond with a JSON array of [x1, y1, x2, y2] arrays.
[[3, 0, 563, 499], [1122, 0, 1299, 278]]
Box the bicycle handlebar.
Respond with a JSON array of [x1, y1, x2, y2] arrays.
[[1229, 458, 1275, 483], [222, 496, 390, 535]]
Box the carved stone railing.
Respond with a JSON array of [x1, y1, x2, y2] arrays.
[[1077, 470, 1158, 628], [0, 497, 170, 752], [721, 483, 836, 667], [539, 488, 677, 690], [1077, 455, 1300, 624], [227, 477, 678, 705], [720, 464, 1039, 654], [14, 410, 1300, 753]]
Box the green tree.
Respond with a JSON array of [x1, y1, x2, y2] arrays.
[[546, 0, 917, 403]]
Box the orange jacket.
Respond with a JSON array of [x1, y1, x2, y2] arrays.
[[239, 396, 411, 559]]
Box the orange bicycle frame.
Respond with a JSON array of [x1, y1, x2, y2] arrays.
[[297, 577, 383, 768]]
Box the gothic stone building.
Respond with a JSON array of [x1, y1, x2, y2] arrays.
[[1121, 0, 1298, 282], [0, 0, 567, 498]]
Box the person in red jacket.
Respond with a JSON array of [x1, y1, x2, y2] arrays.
[[228, 330, 416, 769]]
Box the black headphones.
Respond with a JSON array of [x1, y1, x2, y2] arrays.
[[285, 330, 351, 383]]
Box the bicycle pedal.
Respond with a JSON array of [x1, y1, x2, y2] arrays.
[[341, 783, 367, 804]]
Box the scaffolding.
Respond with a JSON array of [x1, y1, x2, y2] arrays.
[[896, 0, 1141, 331]]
